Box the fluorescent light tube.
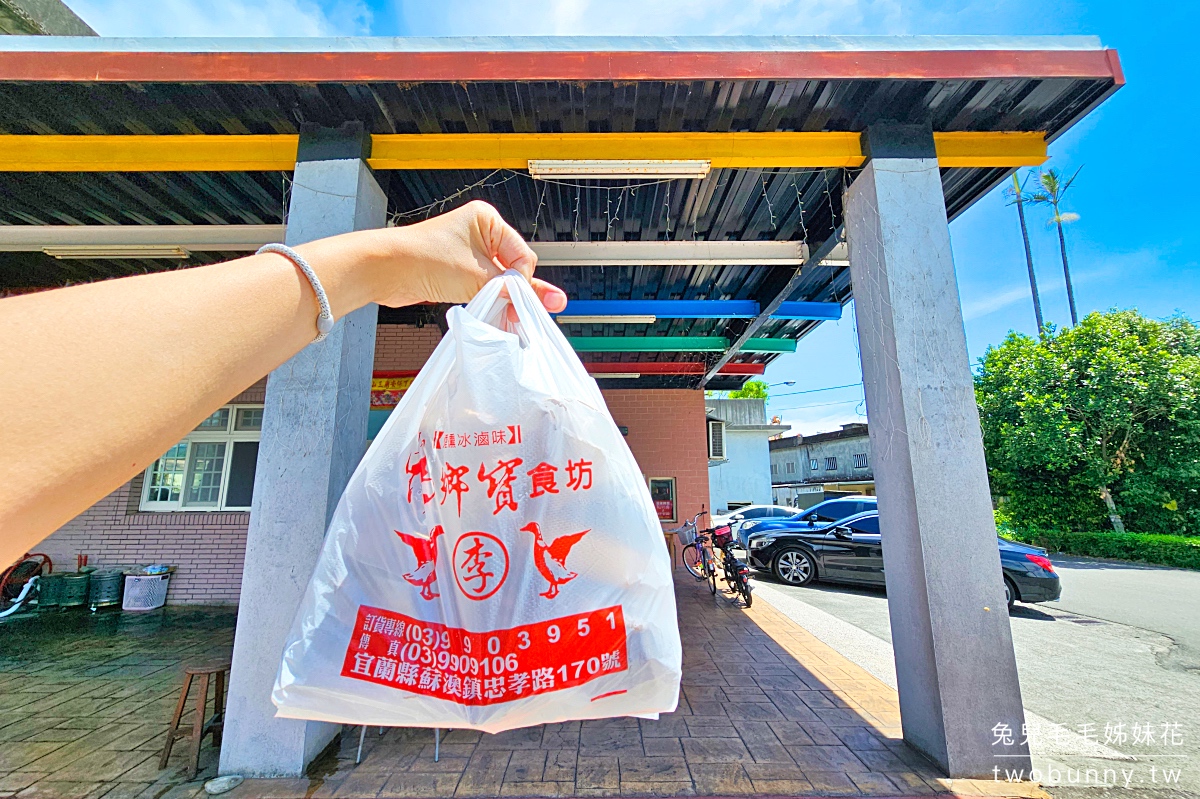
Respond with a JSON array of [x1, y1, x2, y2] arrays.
[[43, 245, 190, 259], [556, 315, 657, 325], [528, 160, 711, 180]]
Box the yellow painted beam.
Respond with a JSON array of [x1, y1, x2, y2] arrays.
[[368, 132, 866, 169], [933, 131, 1047, 168], [0, 134, 298, 171], [0, 131, 1046, 172]]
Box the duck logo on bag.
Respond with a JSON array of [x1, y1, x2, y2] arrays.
[[521, 522, 590, 599], [395, 525, 444, 600]]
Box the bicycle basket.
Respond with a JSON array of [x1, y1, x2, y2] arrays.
[[712, 525, 733, 546], [676, 526, 698, 546]]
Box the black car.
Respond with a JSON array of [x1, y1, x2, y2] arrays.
[[745, 510, 1061, 610]]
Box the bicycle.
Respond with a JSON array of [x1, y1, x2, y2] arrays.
[[672, 512, 718, 595], [709, 523, 753, 608]]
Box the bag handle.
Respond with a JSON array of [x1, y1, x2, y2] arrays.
[[460, 271, 608, 410]]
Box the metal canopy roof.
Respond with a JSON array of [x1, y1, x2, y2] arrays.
[[0, 36, 1123, 390]]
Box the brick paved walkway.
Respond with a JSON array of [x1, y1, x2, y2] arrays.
[[0, 572, 1047, 799]]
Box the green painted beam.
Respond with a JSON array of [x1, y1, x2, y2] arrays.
[[742, 338, 797, 353], [566, 336, 796, 354]]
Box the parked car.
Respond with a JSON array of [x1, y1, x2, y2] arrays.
[[737, 496, 878, 549], [711, 504, 796, 539], [745, 510, 1060, 610]]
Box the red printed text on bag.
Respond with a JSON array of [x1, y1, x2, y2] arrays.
[[342, 605, 627, 705]]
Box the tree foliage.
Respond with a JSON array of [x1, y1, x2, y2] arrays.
[[729, 379, 769, 399], [976, 310, 1200, 535]]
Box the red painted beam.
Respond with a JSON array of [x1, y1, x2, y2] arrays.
[[0, 49, 1123, 84], [584, 362, 765, 376], [377, 364, 764, 377]]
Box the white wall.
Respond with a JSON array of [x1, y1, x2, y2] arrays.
[[708, 429, 773, 513]]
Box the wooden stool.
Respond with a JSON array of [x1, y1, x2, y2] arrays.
[[159, 659, 230, 779]]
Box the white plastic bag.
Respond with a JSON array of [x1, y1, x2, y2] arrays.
[[272, 271, 682, 733]]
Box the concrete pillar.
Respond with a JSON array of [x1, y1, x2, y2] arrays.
[[844, 124, 1032, 778], [220, 123, 386, 777]]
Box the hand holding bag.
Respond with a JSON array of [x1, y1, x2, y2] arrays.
[[272, 271, 682, 733]]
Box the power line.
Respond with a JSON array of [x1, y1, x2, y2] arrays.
[[768, 382, 863, 401], [770, 397, 865, 412]]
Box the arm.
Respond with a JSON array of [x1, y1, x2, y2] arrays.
[[0, 201, 565, 564]]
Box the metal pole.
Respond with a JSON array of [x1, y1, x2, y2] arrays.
[[355, 725, 367, 764]]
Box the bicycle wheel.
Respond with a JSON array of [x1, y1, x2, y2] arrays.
[[707, 551, 718, 595], [738, 578, 753, 608], [681, 543, 704, 580]]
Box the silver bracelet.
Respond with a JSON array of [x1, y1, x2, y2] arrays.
[[258, 243, 335, 343]]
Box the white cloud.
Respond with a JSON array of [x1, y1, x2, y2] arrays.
[[71, 0, 371, 36], [961, 283, 1033, 321], [777, 402, 866, 437]]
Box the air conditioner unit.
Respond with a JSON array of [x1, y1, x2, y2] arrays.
[[707, 420, 726, 460]]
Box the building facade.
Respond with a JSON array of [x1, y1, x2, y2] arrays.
[[706, 398, 789, 513], [770, 422, 875, 508]]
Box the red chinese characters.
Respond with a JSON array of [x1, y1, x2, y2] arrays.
[[430, 456, 595, 517], [478, 458, 523, 515], [439, 464, 471, 515], [567, 459, 593, 491], [435, 426, 522, 449], [342, 605, 628, 706], [452, 533, 509, 601], [527, 462, 559, 498], [405, 434, 435, 505]]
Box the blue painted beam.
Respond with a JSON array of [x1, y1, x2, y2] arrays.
[[557, 299, 760, 318], [556, 299, 842, 321], [772, 301, 843, 321]]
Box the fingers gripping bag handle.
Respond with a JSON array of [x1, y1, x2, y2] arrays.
[[273, 270, 681, 734]]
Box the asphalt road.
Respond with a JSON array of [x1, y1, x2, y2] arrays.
[[746, 555, 1200, 794]]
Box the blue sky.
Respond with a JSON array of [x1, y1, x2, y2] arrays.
[[70, 0, 1199, 435]]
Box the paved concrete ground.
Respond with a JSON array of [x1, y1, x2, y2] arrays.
[[749, 556, 1200, 796], [0, 570, 1052, 798]]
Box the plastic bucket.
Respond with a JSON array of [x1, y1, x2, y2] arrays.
[[122, 574, 170, 611]]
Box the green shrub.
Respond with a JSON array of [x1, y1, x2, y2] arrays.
[[1001, 527, 1200, 570]]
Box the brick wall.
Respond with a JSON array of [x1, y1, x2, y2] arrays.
[[37, 379, 267, 605], [600, 389, 710, 527], [37, 327, 706, 605], [374, 324, 444, 370]]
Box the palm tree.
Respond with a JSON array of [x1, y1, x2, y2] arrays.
[[1004, 172, 1044, 333], [1029, 166, 1083, 326]]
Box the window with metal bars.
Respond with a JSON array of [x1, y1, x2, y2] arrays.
[[140, 404, 263, 512]]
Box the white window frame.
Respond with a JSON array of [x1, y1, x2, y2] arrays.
[[707, 420, 726, 460], [785, 461, 796, 474], [825, 456, 838, 471], [140, 404, 263, 512], [809, 458, 819, 471], [853, 453, 869, 469]]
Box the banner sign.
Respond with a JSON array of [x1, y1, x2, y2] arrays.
[[372, 372, 417, 409]]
